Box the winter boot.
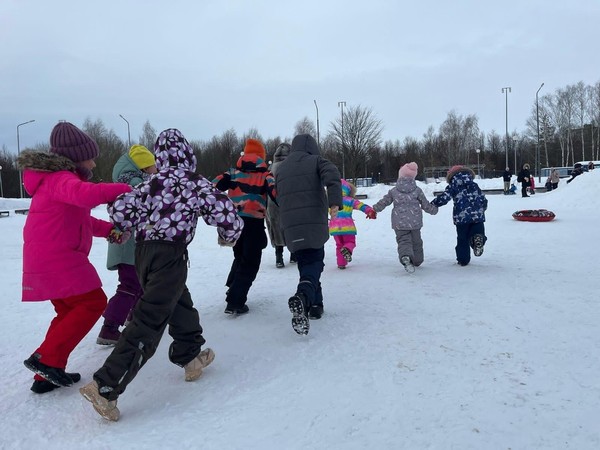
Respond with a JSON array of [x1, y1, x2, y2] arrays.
[[308, 305, 324, 320], [472, 234, 485, 257], [80, 381, 120, 421], [184, 348, 216, 382], [224, 304, 250, 315], [288, 293, 310, 335], [96, 320, 121, 345], [400, 256, 415, 273], [31, 373, 81, 394], [340, 247, 353, 262], [23, 353, 73, 387], [289, 253, 297, 264], [276, 255, 285, 268], [338, 265, 346, 270]]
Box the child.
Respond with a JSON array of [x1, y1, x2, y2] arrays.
[[80, 128, 243, 421], [18, 121, 131, 394], [97, 144, 158, 345], [213, 139, 276, 315], [329, 179, 376, 269], [372, 162, 438, 273], [431, 165, 487, 266]]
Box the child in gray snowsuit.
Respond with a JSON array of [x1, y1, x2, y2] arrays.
[[372, 162, 438, 273]]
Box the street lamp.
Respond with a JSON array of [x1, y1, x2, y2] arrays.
[[17, 119, 35, 198], [313, 100, 320, 148], [513, 138, 518, 172], [501, 87, 511, 169], [536, 83, 544, 182], [337, 101, 346, 179], [0, 165, 4, 198], [119, 114, 131, 148], [476, 149, 481, 177]]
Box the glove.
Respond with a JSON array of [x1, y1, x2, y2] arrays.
[[218, 236, 236, 247], [107, 228, 131, 244], [366, 209, 377, 219]]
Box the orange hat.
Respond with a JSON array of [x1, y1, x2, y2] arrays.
[[243, 139, 266, 159]]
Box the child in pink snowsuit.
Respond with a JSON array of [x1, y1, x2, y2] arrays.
[[328, 179, 376, 269]]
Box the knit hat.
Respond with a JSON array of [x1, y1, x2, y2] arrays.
[[49, 121, 99, 162], [243, 139, 266, 159], [129, 144, 155, 169], [399, 162, 418, 179]]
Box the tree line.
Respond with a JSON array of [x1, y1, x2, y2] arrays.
[[1, 78, 599, 198]]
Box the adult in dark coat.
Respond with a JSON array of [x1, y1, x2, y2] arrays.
[[275, 134, 342, 335], [517, 163, 531, 197], [567, 163, 583, 184]]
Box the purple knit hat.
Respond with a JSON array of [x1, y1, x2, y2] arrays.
[[49, 122, 99, 162]]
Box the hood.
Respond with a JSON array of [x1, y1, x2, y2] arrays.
[[395, 177, 417, 193], [154, 128, 197, 172], [111, 153, 140, 182], [17, 150, 78, 196], [341, 179, 356, 197], [235, 152, 269, 172], [273, 143, 291, 163], [447, 166, 475, 183], [290, 134, 320, 156]]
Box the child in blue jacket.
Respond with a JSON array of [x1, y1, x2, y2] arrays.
[[431, 165, 487, 266]]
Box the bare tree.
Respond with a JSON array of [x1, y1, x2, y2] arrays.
[[573, 81, 588, 161], [330, 105, 384, 179], [294, 116, 316, 137], [138, 120, 157, 151]]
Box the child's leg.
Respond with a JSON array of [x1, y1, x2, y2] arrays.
[[167, 285, 206, 366], [342, 235, 356, 254], [103, 264, 142, 326], [334, 235, 346, 266], [394, 229, 414, 262], [469, 222, 487, 254], [411, 229, 425, 266], [34, 288, 107, 370], [455, 224, 471, 265]]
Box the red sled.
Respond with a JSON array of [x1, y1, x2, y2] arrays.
[[512, 209, 556, 222]]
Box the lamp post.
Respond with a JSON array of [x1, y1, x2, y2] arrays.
[[476, 148, 481, 178], [119, 114, 131, 148], [17, 119, 35, 198], [337, 101, 346, 178], [313, 100, 320, 148], [0, 165, 4, 198], [502, 87, 511, 169], [513, 138, 518, 172], [536, 83, 544, 182]]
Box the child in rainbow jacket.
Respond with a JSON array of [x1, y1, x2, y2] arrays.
[[328, 179, 376, 269]]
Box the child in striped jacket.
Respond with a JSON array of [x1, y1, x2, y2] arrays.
[[329, 179, 376, 269]]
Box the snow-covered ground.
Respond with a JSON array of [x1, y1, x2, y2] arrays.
[[1, 172, 598, 449]]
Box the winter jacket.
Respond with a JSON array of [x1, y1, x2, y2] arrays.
[[18, 151, 131, 302], [517, 167, 531, 187], [106, 153, 151, 270], [373, 178, 438, 230], [108, 128, 243, 245], [266, 143, 290, 246], [549, 169, 560, 184], [213, 152, 276, 220], [275, 134, 343, 253], [502, 170, 512, 182], [431, 167, 487, 224], [329, 180, 374, 235]]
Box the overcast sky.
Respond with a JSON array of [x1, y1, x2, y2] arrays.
[[2, 0, 599, 152]]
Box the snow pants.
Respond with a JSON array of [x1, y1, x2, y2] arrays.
[[94, 241, 205, 401], [394, 229, 424, 266], [295, 247, 325, 308], [334, 234, 356, 267], [102, 264, 143, 326], [33, 288, 107, 380], [455, 222, 486, 266]]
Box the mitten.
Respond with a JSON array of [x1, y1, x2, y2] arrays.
[[366, 209, 377, 219], [107, 228, 131, 244], [218, 236, 236, 247], [329, 205, 339, 220]]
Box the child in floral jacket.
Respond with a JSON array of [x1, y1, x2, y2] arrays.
[[329, 179, 376, 269], [431, 165, 487, 266], [80, 128, 243, 421]]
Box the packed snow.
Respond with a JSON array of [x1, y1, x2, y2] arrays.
[[1, 172, 598, 449]]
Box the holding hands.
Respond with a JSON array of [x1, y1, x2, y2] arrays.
[[366, 209, 377, 219], [107, 228, 131, 245]]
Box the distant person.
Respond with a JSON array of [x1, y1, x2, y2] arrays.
[[97, 145, 158, 346], [18, 121, 131, 394], [372, 162, 438, 273], [502, 167, 512, 195], [329, 179, 376, 270], [431, 165, 487, 267], [529, 175, 536, 195], [517, 163, 532, 197], [566, 163, 583, 184], [213, 139, 276, 315], [275, 134, 342, 334], [588, 161, 595, 171], [549, 168, 560, 190], [266, 143, 295, 268], [80, 128, 243, 421]]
